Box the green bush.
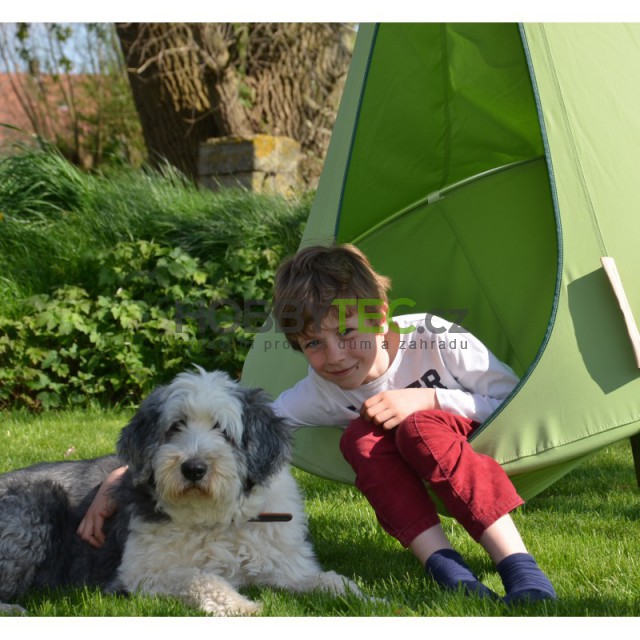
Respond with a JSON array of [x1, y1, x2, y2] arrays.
[[0, 148, 309, 307], [0, 238, 289, 410], [0, 149, 309, 410]]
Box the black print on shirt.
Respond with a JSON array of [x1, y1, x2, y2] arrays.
[[421, 369, 446, 389], [404, 369, 447, 390]]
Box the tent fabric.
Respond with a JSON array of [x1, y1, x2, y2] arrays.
[[241, 23, 640, 500]]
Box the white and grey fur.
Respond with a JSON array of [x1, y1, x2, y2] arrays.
[[0, 368, 360, 615]]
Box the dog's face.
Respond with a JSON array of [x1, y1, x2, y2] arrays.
[[117, 369, 292, 524]]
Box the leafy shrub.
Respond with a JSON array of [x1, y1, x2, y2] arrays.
[[0, 238, 289, 410], [0, 149, 309, 308], [0, 148, 309, 410]]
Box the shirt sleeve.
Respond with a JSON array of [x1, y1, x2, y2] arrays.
[[270, 375, 344, 429], [434, 330, 519, 422]]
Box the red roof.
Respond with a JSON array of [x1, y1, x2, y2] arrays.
[[0, 72, 98, 158]]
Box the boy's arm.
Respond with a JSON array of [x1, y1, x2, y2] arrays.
[[362, 323, 519, 429], [77, 465, 127, 548], [360, 388, 440, 430], [271, 374, 355, 428], [435, 329, 519, 422]]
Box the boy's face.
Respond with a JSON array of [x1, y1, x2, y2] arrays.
[[298, 305, 391, 390]]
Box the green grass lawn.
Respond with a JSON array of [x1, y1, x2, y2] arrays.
[[1, 408, 640, 617]]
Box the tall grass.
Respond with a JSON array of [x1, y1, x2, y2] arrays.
[[0, 148, 309, 313], [2, 408, 640, 617]]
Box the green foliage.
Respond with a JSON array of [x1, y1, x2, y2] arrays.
[[0, 148, 308, 410], [0, 144, 89, 222], [0, 148, 308, 304], [0, 237, 289, 410]]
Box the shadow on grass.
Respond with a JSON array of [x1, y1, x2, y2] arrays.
[[520, 450, 640, 520]]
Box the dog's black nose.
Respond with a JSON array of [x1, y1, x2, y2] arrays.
[[181, 459, 208, 482]]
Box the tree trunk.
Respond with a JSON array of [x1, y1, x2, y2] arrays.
[[116, 23, 354, 184]]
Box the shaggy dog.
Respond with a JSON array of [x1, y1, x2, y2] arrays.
[[0, 368, 360, 615]]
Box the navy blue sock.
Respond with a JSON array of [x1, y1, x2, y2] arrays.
[[497, 553, 557, 604], [425, 549, 497, 599]]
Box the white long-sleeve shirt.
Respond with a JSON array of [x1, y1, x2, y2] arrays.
[[271, 313, 519, 428]]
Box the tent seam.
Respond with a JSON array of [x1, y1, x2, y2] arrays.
[[535, 24, 607, 257], [350, 158, 542, 246], [440, 24, 452, 189]]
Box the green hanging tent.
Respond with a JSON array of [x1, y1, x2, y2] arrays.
[[242, 23, 640, 501]]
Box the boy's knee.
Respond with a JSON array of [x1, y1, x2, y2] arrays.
[[395, 410, 447, 453], [394, 415, 417, 454], [396, 409, 439, 436], [399, 409, 461, 436]]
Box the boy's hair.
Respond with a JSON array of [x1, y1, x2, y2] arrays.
[[272, 243, 392, 351]]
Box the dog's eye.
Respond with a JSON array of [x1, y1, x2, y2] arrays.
[[211, 421, 226, 435], [168, 421, 185, 435], [213, 422, 235, 446]]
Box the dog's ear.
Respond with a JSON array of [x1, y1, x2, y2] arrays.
[[117, 385, 169, 486], [237, 387, 292, 491]]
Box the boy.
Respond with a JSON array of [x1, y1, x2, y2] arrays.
[[268, 243, 556, 603], [79, 243, 556, 604]]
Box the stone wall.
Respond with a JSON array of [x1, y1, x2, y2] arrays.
[[198, 134, 302, 196]]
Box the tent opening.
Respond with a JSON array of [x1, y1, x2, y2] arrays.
[[328, 23, 560, 396], [350, 156, 558, 383]]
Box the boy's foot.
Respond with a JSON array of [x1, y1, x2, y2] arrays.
[[496, 552, 557, 605], [425, 548, 498, 599]]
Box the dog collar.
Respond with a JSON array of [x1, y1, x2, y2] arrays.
[[249, 513, 292, 522]]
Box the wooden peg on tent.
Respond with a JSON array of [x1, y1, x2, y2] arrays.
[[600, 257, 640, 369]]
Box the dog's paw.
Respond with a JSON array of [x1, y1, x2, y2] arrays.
[[200, 590, 262, 616], [316, 570, 364, 597]]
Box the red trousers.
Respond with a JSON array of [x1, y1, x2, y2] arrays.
[[339, 410, 524, 547]]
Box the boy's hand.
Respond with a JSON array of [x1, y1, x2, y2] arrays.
[[76, 465, 127, 548], [360, 389, 439, 430]]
